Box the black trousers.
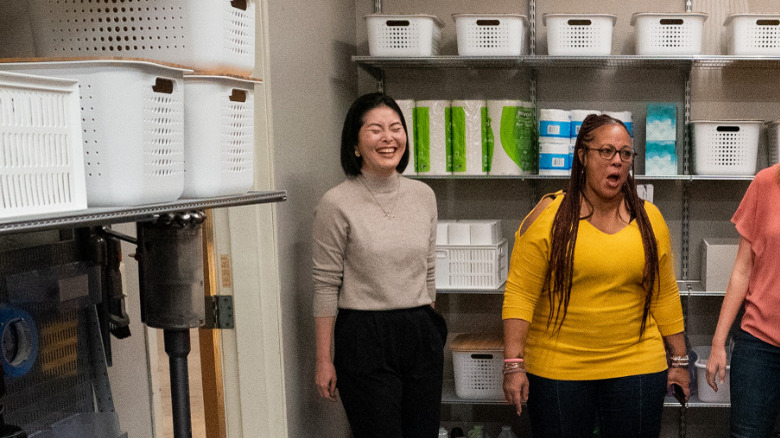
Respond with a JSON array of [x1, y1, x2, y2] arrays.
[[334, 305, 447, 438]]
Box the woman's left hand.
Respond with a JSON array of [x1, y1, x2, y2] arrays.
[[667, 366, 691, 401]]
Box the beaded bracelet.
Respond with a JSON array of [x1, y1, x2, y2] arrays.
[[670, 355, 689, 368], [502, 361, 526, 376], [503, 367, 527, 376]]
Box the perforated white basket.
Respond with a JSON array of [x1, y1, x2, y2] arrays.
[[631, 12, 708, 55], [0, 71, 86, 218], [691, 120, 762, 176], [365, 14, 444, 57], [451, 334, 505, 400], [452, 14, 529, 56], [725, 14, 780, 55], [28, 0, 256, 75], [0, 60, 188, 206], [181, 75, 257, 198], [543, 13, 617, 56], [435, 240, 508, 290], [767, 120, 780, 164]]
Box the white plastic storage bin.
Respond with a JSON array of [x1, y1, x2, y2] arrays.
[[452, 14, 529, 56], [631, 12, 708, 55], [0, 60, 188, 206], [767, 120, 780, 164], [435, 240, 508, 290], [693, 346, 730, 403], [28, 0, 256, 75], [365, 14, 444, 56], [0, 71, 87, 218], [182, 75, 257, 198], [543, 13, 617, 56], [725, 13, 780, 56], [451, 333, 505, 400], [691, 120, 761, 176]]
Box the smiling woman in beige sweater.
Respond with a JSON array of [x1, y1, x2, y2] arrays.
[[312, 92, 446, 438]]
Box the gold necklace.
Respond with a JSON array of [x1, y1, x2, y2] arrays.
[[358, 175, 400, 220]]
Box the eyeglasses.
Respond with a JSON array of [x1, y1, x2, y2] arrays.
[[585, 146, 635, 162]]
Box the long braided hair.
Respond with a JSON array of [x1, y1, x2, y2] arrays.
[[545, 114, 660, 337]]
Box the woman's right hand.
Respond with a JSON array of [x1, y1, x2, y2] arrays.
[[705, 344, 728, 392], [316, 359, 338, 401], [503, 372, 529, 415]]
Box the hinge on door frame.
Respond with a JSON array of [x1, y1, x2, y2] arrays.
[[203, 295, 235, 329]]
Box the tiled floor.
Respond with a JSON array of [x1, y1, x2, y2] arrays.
[[157, 328, 207, 438]]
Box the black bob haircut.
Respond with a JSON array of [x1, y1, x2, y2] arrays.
[[340, 92, 410, 176]]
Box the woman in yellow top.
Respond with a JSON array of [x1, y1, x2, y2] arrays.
[[502, 114, 690, 438]]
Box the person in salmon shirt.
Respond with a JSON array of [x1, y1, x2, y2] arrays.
[[502, 114, 690, 438], [706, 163, 780, 437]]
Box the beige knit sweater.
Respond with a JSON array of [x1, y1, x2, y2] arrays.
[[312, 172, 437, 317]]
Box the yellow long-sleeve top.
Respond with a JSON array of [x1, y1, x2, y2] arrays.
[[502, 193, 685, 380]]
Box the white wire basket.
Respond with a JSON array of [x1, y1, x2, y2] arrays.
[[365, 14, 444, 57], [181, 75, 257, 198], [725, 14, 780, 56], [767, 120, 780, 164], [1, 60, 188, 206], [0, 71, 87, 218], [543, 13, 617, 56], [691, 120, 762, 176], [435, 240, 508, 290], [28, 0, 256, 75], [631, 12, 708, 55], [451, 333, 505, 400], [452, 14, 529, 56]]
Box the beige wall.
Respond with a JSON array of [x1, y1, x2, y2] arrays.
[[265, 1, 358, 436]]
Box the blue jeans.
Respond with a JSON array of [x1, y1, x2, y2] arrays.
[[527, 371, 667, 438], [730, 329, 780, 438]]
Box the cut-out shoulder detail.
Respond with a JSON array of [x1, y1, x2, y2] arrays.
[[518, 194, 557, 237]]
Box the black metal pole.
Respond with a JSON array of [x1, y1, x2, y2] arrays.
[[164, 329, 192, 438]]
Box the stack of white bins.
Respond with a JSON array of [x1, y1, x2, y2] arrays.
[[8, 0, 260, 207], [435, 220, 508, 291], [0, 60, 189, 206]]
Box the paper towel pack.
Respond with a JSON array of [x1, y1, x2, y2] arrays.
[[395, 99, 416, 175], [486, 100, 536, 175], [415, 100, 451, 175], [451, 100, 489, 175]]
